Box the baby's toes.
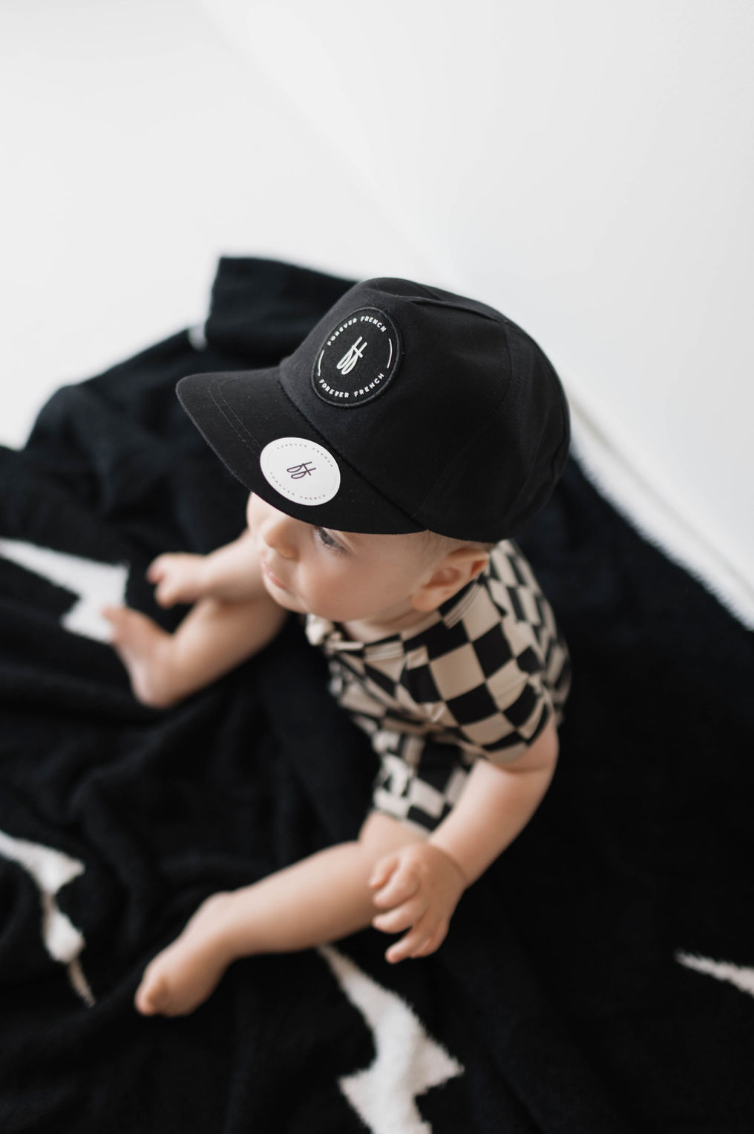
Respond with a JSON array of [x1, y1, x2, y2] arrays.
[[102, 603, 130, 631], [135, 969, 171, 1016], [146, 556, 168, 581], [101, 605, 128, 636]]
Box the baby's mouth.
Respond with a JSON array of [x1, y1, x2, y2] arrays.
[[261, 560, 290, 592]]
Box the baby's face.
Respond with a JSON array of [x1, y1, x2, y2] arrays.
[[246, 493, 437, 626]]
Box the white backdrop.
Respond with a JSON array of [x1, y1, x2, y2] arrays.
[[2, 0, 752, 622]]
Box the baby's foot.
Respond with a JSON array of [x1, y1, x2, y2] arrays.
[[135, 892, 237, 1017], [101, 605, 175, 708]]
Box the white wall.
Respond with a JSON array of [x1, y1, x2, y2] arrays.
[[0, 0, 432, 443], [2, 0, 752, 621]]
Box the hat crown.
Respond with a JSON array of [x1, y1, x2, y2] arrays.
[[277, 277, 568, 540], [176, 274, 570, 542]]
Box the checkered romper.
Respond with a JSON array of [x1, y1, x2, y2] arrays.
[[305, 539, 572, 835]]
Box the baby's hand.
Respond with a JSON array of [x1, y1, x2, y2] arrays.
[[146, 552, 206, 608], [369, 843, 467, 964]]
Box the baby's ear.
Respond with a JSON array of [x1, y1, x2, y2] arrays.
[[410, 548, 490, 613], [462, 548, 491, 581]]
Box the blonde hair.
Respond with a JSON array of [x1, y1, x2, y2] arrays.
[[419, 530, 496, 561]]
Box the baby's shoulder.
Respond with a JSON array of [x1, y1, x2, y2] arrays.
[[400, 538, 562, 695]]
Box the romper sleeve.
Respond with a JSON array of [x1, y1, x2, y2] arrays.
[[448, 663, 554, 767], [401, 618, 559, 769], [366, 661, 555, 836]]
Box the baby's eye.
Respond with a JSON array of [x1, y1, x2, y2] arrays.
[[314, 526, 345, 554]]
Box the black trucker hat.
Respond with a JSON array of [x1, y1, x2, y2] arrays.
[[176, 277, 570, 542]]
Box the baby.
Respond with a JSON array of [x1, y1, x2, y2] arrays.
[[102, 276, 572, 1017]]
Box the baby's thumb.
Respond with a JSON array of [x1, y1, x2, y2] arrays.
[[368, 855, 397, 890], [155, 582, 175, 608]]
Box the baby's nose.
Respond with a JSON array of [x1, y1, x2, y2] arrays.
[[262, 511, 297, 560]]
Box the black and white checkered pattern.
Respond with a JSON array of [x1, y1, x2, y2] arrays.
[[305, 539, 572, 835]]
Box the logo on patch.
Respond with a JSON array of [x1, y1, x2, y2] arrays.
[[312, 307, 401, 407], [259, 438, 341, 506]]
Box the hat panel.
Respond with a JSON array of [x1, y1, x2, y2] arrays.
[[493, 321, 571, 533], [350, 308, 513, 519], [415, 326, 570, 541], [411, 408, 523, 541]]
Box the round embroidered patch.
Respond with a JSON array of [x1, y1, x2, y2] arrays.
[[311, 307, 401, 407], [259, 437, 341, 506]]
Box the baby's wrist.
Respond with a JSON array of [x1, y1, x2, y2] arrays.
[[426, 837, 469, 890], [194, 554, 217, 597]]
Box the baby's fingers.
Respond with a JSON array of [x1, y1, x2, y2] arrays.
[[372, 896, 425, 935], [368, 853, 398, 893], [409, 918, 449, 959], [371, 865, 420, 910], [386, 912, 438, 964]]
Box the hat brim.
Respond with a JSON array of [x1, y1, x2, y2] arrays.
[[176, 368, 423, 535]]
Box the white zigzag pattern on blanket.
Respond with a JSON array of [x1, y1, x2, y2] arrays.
[[319, 944, 463, 1134], [0, 537, 128, 641], [676, 949, 754, 998], [0, 829, 94, 1006]]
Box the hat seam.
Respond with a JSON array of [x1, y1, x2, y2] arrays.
[[408, 296, 506, 326], [388, 279, 506, 326], [208, 379, 261, 454]]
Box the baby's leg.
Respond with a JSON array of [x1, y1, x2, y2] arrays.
[[101, 605, 174, 707], [135, 813, 424, 1016], [103, 594, 286, 708]]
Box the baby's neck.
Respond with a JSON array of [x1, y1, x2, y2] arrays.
[[337, 575, 480, 643], [339, 604, 433, 644]]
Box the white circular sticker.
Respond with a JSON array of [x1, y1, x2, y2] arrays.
[[259, 437, 341, 506]]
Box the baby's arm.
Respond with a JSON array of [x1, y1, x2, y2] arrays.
[[103, 527, 287, 707], [149, 527, 265, 606], [369, 717, 560, 961]]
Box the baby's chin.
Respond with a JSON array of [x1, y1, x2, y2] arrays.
[[272, 594, 309, 616], [265, 583, 361, 622]]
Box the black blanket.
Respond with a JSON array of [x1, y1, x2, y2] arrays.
[[1, 257, 752, 1133]]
